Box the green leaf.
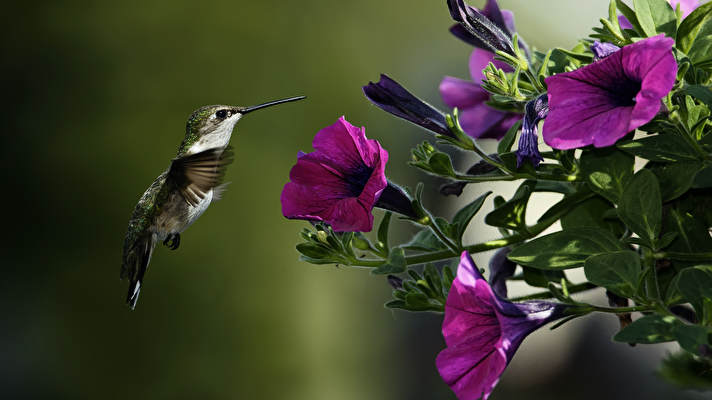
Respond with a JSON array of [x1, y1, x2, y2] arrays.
[[682, 84, 712, 108], [561, 196, 624, 235], [428, 152, 456, 177], [693, 165, 712, 188], [373, 247, 406, 275], [615, 314, 678, 344], [497, 120, 521, 155], [377, 212, 392, 251], [660, 351, 712, 389], [584, 251, 641, 297], [617, 135, 700, 162], [403, 229, 447, 252], [522, 267, 565, 288], [580, 147, 635, 204], [615, 314, 708, 354], [485, 180, 535, 231], [451, 191, 492, 244], [677, 2, 712, 59], [676, 265, 712, 302], [616, 0, 645, 35], [296, 243, 332, 260], [633, 0, 677, 37], [508, 227, 624, 270], [617, 169, 662, 246], [649, 161, 703, 201]]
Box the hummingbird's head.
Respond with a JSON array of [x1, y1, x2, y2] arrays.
[[178, 105, 241, 156], [177, 96, 306, 156]]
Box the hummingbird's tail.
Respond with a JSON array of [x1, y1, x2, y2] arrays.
[[122, 235, 156, 310]]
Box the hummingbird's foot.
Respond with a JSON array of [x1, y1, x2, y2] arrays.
[[163, 233, 180, 250]]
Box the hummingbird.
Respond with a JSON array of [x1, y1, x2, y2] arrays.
[[121, 96, 305, 309]]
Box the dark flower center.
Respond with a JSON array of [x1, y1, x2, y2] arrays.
[[611, 78, 642, 107], [346, 165, 374, 196]]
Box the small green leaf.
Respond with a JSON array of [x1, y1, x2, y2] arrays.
[[373, 247, 407, 275], [617, 135, 700, 162], [584, 251, 640, 297], [452, 191, 492, 244], [676, 265, 712, 302], [497, 120, 521, 155], [618, 169, 662, 246], [616, 0, 645, 35], [403, 229, 448, 252], [693, 165, 712, 188], [614, 314, 708, 354], [296, 243, 331, 260], [428, 152, 456, 177], [561, 196, 624, 235], [649, 161, 703, 201], [660, 351, 712, 389], [682, 84, 712, 108], [485, 180, 535, 231], [522, 267, 565, 288], [377, 212, 392, 251], [677, 2, 712, 60], [508, 227, 624, 270], [633, 0, 677, 37], [580, 147, 634, 204]]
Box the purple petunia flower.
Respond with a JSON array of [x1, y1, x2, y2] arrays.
[[619, 0, 699, 29], [543, 35, 677, 150], [281, 117, 388, 232], [436, 252, 571, 400], [440, 49, 521, 139]]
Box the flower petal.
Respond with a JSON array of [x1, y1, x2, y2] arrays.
[[469, 49, 511, 84], [440, 76, 489, 108], [436, 338, 506, 400]]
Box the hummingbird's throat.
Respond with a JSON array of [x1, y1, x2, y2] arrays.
[[186, 116, 240, 155]]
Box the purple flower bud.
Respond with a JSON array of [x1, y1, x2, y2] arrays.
[[281, 117, 388, 232], [516, 94, 548, 168], [488, 247, 516, 298], [375, 182, 418, 219], [544, 35, 677, 149], [447, 0, 516, 56], [387, 275, 404, 289], [363, 74, 452, 137], [437, 252, 572, 400], [591, 41, 620, 61]]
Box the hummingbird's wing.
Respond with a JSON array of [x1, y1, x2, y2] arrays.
[[168, 146, 234, 207]]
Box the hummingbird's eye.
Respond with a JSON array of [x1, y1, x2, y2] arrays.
[[215, 109, 229, 119]]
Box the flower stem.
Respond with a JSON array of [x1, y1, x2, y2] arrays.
[[454, 172, 580, 183], [509, 282, 597, 301], [588, 304, 655, 314], [657, 251, 712, 262], [350, 190, 595, 268]]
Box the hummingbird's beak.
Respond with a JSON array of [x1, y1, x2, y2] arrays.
[[240, 96, 306, 114]]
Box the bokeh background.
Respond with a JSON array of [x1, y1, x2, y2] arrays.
[[3, 0, 709, 399]]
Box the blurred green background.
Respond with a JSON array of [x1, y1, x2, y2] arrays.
[[3, 0, 709, 399]]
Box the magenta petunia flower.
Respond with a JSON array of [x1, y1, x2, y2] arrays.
[[436, 252, 570, 400], [543, 35, 677, 150], [281, 117, 388, 232], [440, 49, 521, 139], [619, 0, 699, 29]]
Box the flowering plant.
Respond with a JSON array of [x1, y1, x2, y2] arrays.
[[282, 0, 712, 397]]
